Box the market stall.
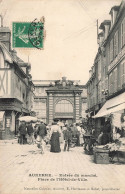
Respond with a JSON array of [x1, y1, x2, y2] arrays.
[[93, 137, 125, 164], [83, 134, 97, 155]]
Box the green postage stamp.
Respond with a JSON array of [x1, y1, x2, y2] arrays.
[[12, 18, 44, 49]]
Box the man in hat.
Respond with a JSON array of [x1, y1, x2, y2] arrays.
[[37, 120, 47, 154], [18, 121, 27, 144], [63, 124, 72, 151], [27, 122, 34, 144]]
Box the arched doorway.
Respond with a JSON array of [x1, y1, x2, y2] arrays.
[[54, 99, 74, 124]]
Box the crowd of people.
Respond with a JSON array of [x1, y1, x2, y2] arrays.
[[17, 119, 87, 154], [17, 118, 113, 154]]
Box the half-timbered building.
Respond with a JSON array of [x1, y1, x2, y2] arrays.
[[0, 26, 34, 139]]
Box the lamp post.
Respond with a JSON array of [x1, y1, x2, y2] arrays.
[[102, 89, 108, 95]]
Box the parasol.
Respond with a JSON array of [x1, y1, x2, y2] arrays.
[[18, 116, 38, 123]]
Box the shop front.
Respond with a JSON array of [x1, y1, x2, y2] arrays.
[[92, 92, 125, 163], [92, 92, 125, 133], [93, 92, 125, 118], [93, 93, 125, 137], [0, 98, 29, 140], [0, 110, 15, 139]]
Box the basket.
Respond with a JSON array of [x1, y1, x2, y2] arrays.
[[94, 147, 110, 164]]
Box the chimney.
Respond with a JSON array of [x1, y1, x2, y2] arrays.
[[62, 76, 66, 81], [0, 15, 11, 51], [0, 26, 11, 51], [27, 63, 31, 75], [98, 32, 104, 46]]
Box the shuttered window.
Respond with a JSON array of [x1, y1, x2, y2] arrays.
[[110, 39, 114, 63], [121, 62, 125, 87], [109, 73, 113, 94], [98, 83, 101, 103], [117, 64, 121, 89], [121, 17, 125, 48], [113, 68, 117, 92], [114, 30, 118, 57]]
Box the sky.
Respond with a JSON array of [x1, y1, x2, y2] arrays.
[[0, 0, 121, 84]]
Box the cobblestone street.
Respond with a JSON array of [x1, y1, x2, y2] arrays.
[[0, 139, 125, 194]]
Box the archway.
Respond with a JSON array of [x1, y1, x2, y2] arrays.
[[54, 99, 74, 124], [55, 99, 73, 113]]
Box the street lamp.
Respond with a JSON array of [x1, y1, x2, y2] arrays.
[[102, 89, 108, 96], [102, 89, 108, 102]]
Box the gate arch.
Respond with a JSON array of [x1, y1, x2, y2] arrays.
[[55, 99, 73, 113]]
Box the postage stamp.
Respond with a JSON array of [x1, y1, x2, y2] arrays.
[[12, 18, 44, 49]]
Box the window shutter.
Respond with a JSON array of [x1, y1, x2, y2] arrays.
[[109, 73, 112, 94], [110, 39, 114, 62], [121, 63, 124, 86], [116, 31, 118, 55], [123, 62, 125, 84], [121, 18, 125, 48], [114, 33, 116, 57], [114, 68, 117, 92], [123, 18, 125, 46]]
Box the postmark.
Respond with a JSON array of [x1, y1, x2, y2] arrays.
[[12, 17, 45, 49]]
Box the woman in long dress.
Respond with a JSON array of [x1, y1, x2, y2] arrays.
[[80, 125, 86, 146], [57, 120, 64, 143], [50, 122, 61, 152]]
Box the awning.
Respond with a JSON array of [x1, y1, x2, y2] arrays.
[[93, 92, 125, 118], [0, 111, 5, 120]]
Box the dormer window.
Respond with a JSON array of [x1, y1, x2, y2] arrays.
[[109, 6, 119, 27], [99, 20, 111, 41]]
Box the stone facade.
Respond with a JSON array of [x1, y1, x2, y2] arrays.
[[86, 1, 125, 135], [33, 77, 87, 124]]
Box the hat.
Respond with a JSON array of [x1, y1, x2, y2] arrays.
[[53, 118, 58, 122], [52, 122, 57, 125]]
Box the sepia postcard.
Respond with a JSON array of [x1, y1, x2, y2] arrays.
[[0, 0, 125, 194]]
